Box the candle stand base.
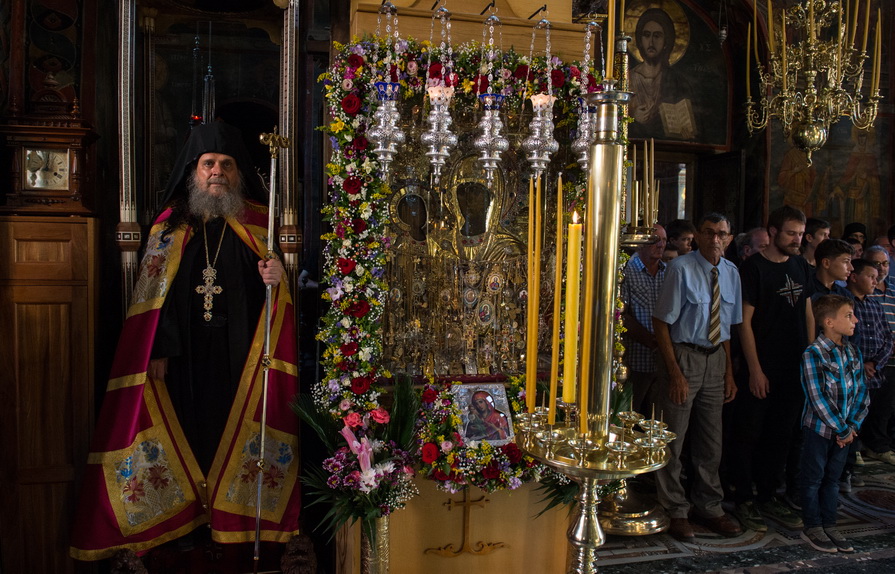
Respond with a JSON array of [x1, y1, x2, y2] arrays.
[[598, 479, 669, 536]]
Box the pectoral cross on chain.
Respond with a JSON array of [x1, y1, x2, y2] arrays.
[[196, 266, 223, 321]]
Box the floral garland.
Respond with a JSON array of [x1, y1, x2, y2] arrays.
[[416, 377, 544, 493]]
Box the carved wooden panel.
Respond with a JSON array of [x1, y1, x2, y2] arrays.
[[0, 216, 96, 574], [0, 216, 88, 281]]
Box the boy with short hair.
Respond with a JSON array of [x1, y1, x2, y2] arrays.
[[666, 219, 697, 255], [847, 259, 893, 392], [810, 239, 853, 302], [802, 218, 832, 267], [800, 295, 869, 553]]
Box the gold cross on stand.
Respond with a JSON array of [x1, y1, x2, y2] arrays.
[[196, 266, 222, 321], [424, 490, 507, 557]]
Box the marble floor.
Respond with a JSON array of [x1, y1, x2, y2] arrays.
[[596, 458, 895, 573]]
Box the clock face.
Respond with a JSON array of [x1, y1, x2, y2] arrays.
[[23, 148, 70, 191]]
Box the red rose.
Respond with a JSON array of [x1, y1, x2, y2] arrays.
[[350, 376, 372, 394], [444, 72, 460, 87], [341, 93, 362, 115], [551, 69, 566, 89], [390, 63, 399, 82], [422, 388, 438, 403], [346, 54, 364, 69], [433, 469, 451, 481], [346, 300, 371, 318], [502, 443, 523, 464], [371, 407, 390, 424], [587, 74, 599, 92], [421, 443, 440, 464], [472, 74, 489, 93], [427, 62, 443, 78], [340, 342, 359, 357], [351, 218, 368, 234], [481, 463, 500, 479], [337, 258, 356, 275], [569, 65, 581, 78], [343, 176, 362, 195], [352, 136, 368, 151], [343, 412, 363, 428], [514, 64, 531, 80]]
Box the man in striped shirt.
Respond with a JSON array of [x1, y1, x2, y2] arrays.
[[799, 294, 869, 553], [862, 246, 895, 465]]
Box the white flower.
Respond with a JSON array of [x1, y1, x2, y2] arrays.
[[341, 78, 354, 90], [375, 461, 395, 475], [355, 264, 365, 275], [359, 468, 378, 493], [359, 347, 372, 361], [341, 318, 351, 328]]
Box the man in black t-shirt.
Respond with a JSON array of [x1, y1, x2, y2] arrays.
[[731, 206, 815, 533]]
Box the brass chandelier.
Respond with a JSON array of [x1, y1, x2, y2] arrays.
[[746, 0, 882, 164]]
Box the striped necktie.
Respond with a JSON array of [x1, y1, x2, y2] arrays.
[[708, 266, 721, 346]]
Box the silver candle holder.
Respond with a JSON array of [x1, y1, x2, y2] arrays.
[[420, 85, 458, 185], [522, 93, 559, 178], [367, 82, 406, 178], [473, 93, 510, 186]]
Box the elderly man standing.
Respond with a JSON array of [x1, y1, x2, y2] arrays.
[[621, 225, 668, 414], [653, 213, 743, 542], [71, 122, 301, 563]]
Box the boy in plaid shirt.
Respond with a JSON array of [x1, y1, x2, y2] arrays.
[[799, 294, 869, 553]]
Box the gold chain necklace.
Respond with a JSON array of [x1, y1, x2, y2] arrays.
[[195, 221, 227, 322]]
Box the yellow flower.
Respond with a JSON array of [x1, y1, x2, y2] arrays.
[[461, 79, 474, 93], [331, 118, 346, 133]]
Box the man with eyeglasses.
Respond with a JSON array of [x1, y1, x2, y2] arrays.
[[731, 205, 815, 533], [652, 213, 743, 542], [863, 246, 895, 465]]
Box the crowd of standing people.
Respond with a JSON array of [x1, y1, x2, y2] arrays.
[[621, 207, 895, 553]]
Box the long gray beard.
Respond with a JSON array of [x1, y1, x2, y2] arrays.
[[187, 171, 246, 220]]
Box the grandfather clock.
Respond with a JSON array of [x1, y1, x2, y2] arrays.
[[0, 2, 98, 572]]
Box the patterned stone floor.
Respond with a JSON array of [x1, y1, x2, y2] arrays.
[[596, 459, 895, 573]]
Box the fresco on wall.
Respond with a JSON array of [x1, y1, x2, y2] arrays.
[[625, 0, 729, 147], [769, 119, 891, 239]]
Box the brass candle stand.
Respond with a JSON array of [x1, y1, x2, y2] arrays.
[[517, 82, 670, 574], [516, 411, 673, 574]]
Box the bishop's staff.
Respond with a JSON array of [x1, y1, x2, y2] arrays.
[[254, 128, 290, 573]]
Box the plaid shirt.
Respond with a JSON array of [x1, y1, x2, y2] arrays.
[[801, 334, 869, 440], [848, 293, 893, 388], [621, 253, 665, 372], [867, 275, 895, 367]]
